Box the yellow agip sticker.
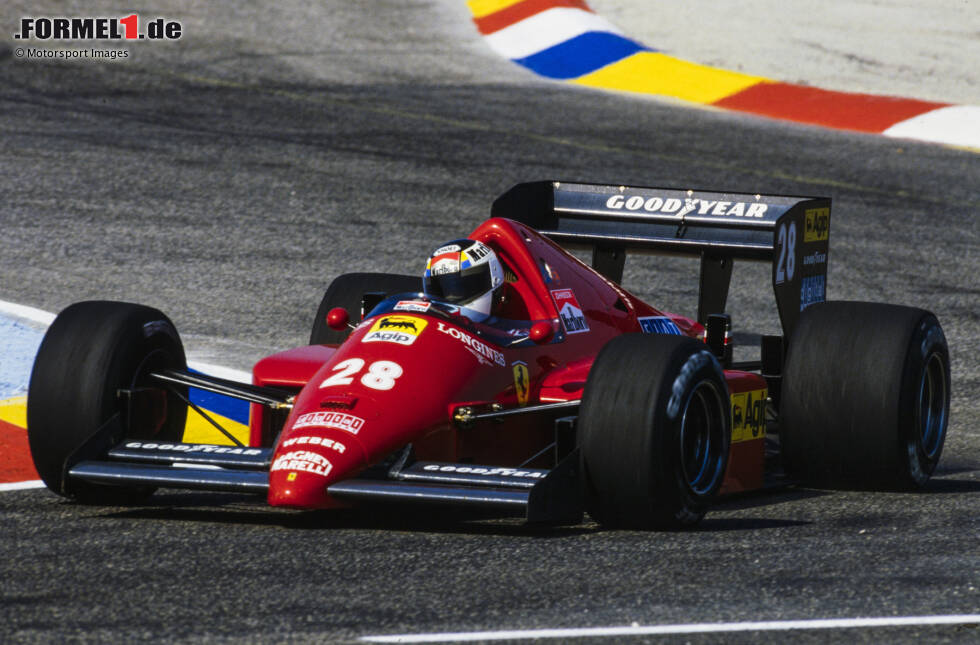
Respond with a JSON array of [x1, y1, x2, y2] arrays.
[[730, 388, 767, 443], [362, 315, 427, 346], [804, 208, 830, 243]]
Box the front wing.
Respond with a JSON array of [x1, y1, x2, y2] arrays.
[[67, 429, 584, 524]]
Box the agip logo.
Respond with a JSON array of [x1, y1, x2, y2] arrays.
[[362, 315, 427, 346], [804, 208, 830, 243], [730, 388, 767, 442]]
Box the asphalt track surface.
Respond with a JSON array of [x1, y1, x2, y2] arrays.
[[1, 2, 978, 643]]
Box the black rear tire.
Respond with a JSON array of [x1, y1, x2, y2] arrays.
[[781, 301, 950, 490], [27, 301, 187, 503], [577, 334, 731, 529], [310, 272, 421, 344]]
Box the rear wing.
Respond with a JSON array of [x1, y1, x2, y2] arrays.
[[492, 181, 831, 339]]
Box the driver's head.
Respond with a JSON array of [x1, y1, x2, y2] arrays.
[[423, 239, 504, 319]]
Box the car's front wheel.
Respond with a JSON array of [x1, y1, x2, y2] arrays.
[[27, 301, 188, 503]]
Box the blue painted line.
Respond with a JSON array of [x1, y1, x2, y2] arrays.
[[187, 369, 250, 425], [513, 31, 650, 80], [188, 388, 250, 425]]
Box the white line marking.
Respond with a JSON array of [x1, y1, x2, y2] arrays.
[[0, 480, 45, 491], [884, 105, 980, 149], [0, 299, 56, 326], [483, 8, 623, 60], [360, 615, 980, 642], [187, 361, 252, 384], [0, 298, 252, 384]]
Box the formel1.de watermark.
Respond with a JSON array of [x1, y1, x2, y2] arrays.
[[11, 14, 183, 62], [14, 15, 182, 41]]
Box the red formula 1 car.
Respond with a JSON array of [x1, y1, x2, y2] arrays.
[[26, 181, 951, 528]]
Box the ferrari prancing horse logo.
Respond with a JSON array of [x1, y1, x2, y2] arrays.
[[512, 361, 530, 406]]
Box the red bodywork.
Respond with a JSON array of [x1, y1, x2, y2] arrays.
[[250, 218, 767, 509]]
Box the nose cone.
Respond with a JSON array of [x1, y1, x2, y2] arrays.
[[267, 427, 366, 508], [267, 313, 505, 508]]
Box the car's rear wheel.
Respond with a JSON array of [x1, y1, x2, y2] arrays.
[[577, 334, 730, 529], [780, 301, 950, 489], [310, 273, 421, 344], [27, 301, 188, 503]]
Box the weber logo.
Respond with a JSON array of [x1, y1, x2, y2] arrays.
[[281, 435, 347, 454]]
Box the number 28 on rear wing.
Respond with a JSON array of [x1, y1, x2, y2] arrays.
[[492, 181, 831, 340]]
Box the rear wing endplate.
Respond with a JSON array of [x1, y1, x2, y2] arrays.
[[492, 181, 831, 339]]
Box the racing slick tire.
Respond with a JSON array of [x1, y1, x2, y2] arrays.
[[27, 301, 188, 503], [577, 334, 731, 529], [310, 272, 421, 344], [780, 301, 950, 490]]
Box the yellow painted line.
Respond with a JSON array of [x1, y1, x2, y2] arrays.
[[182, 409, 251, 446], [573, 52, 769, 105], [467, 0, 525, 19], [0, 395, 248, 445], [0, 396, 27, 428]]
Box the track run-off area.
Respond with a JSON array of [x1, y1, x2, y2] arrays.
[[1, 1, 978, 643]]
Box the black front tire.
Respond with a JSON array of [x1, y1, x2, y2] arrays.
[[27, 301, 187, 503], [780, 301, 950, 490], [577, 334, 731, 529], [310, 272, 421, 345]]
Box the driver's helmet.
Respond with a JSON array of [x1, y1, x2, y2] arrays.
[[423, 238, 504, 319]]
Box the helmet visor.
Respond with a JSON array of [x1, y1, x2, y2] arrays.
[[424, 264, 492, 305]]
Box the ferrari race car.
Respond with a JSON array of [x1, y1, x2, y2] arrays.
[[26, 181, 951, 528]]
